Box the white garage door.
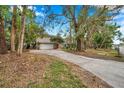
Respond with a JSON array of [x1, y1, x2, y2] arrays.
[[39, 44, 54, 50]]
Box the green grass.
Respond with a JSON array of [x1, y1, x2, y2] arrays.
[[63, 48, 124, 62], [28, 60, 86, 88], [92, 49, 118, 57]]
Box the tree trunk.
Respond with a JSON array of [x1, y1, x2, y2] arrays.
[[11, 6, 17, 52], [81, 6, 89, 50], [0, 14, 7, 54], [76, 38, 82, 51], [74, 20, 82, 51], [81, 38, 86, 50], [17, 6, 27, 56], [69, 25, 72, 44]]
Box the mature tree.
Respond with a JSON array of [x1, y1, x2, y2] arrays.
[[17, 6, 27, 56], [92, 24, 120, 48], [0, 12, 7, 54], [48, 5, 89, 51], [50, 33, 64, 44], [24, 6, 45, 49], [25, 23, 45, 49], [0, 6, 9, 54], [10, 5, 17, 52], [77, 5, 123, 49]]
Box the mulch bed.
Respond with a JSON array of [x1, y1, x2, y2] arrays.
[[0, 53, 51, 87]]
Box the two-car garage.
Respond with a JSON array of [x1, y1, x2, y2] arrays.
[[36, 38, 57, 50]]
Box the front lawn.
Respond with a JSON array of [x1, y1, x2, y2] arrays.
[[63, 48, 124, 62], [0, 53, 111, 88], [29, 60, 85, 88]]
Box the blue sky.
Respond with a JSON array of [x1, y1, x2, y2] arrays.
[[113, 9, 124, 35], [28, 5, 124, 44], [112, 9, 124, 44]]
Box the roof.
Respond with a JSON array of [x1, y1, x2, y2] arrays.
[[36, 38, 54, 44]]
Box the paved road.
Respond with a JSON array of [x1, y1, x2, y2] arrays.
[[30, 50, 124, 88]]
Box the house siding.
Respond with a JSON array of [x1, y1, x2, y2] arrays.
[[120, 45, 124, 55]]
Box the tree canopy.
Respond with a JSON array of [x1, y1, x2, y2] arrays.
[[0, 5, 123, 55]]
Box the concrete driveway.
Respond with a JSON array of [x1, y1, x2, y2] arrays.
[[30, 50, 124, 88]]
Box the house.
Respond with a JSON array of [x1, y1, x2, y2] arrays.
[[120, 44, 124, 56], [36, 38, 57, 50], [112, 43, 124, 56]]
